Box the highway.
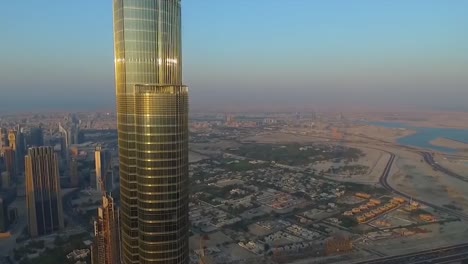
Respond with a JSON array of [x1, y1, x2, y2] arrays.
[[354, 152, 468, 263], [421, 151, 468, 183], [353, 243, 468, 264], [378, 152, 468, 221]]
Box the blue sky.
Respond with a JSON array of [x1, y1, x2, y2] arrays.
[[1, 0, 467, 112]]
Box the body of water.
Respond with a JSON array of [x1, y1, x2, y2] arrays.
[[370, 121, 468, 153]]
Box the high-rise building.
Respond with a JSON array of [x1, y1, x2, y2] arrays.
[[92, 195, 121, 264], [2, 147, 16, 182], [9, 130, 25, 175], [70, 158, 80, 188], [1, 172, 10, 189], [25, 147, 64, 237], [7, 131, 16, 151], [70, 124, 79, 145], [0, 197, 8, 233], [58, 123, 70, 162], [95, 147, 113, 192], [28, 127, 44, 147], [113, 0, 189, 263], [0, 128, 8, 152]]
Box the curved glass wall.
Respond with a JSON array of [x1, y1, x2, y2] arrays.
[[113, 0, 188, 263]]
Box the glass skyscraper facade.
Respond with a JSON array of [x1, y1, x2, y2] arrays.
[[25, 147, 64, 238], [92, 195, 121, 264], [113, 0, 189, 263]]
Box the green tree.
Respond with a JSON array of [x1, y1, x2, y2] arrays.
[[340, 216, 358, 228]]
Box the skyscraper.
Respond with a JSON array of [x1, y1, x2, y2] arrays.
[[92, 195, 121, 264], [2, 147, 16, 182], [25, 147, 64, 237], [1, 172, 10, 189], [95, 146, 113, 192], [0, 197, 8, 233], [0, 128, 8, 152], [7, 131, 16, 151], [58, 123, 70, 162], [113, 0, 189, 263], [28, 127, 44, 147], [70, 158, 80, 188], [9, 130, 25, 176]]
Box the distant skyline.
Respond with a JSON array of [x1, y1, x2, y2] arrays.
[[1, 0, 468, 112]]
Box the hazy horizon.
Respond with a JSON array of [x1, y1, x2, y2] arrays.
[[1, 0, 467, 113]]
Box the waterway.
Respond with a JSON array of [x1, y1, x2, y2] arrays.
[[370, 121, 468, 153]]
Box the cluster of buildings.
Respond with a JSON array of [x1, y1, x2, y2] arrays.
[[0, 116, 120, 264], [257, 189, 306, 211], [2, 0, 192, 262], [342, 193, 406, 224], [67, 249, 91, 261], [186, 142, 362, 262], [237, 219, 326, 258], [0, 125, 44, 234], [189, 202, 242, 233]]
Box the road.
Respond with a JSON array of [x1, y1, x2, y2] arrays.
[[353, 243, 468, 264], [421, 151, 468, 183], [356, 150, 468, 263], [378, 152, 468, 221]]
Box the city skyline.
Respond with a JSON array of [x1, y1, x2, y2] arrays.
[[1, 1, 468, 263], [1, 1, 468, 112]]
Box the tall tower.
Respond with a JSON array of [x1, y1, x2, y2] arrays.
[[0, 197, 8, 233], [14, 129, 26, 173], [3, 147, 16, 182], [95, 146, 113, 192], [8, 131, 22, 178], [92, 195, 121, 264], [7, 131, 16, 151], [58, 123, 70, 162], [113, 0, 189, 263], [25, 147, 64, 237], [28, 127, 44, 147], [70, 158, 80, 188], [0, 128, 8, 152]]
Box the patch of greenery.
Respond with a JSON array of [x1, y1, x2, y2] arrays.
[[224, 160, 269, 172], [339, 216, 358, 228], [327, 165, 369, 175], [231, 143, 364, 166]]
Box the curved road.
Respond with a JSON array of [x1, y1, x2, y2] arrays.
[[353, 152, 468, 264], [379, 152, 468, 221], [421, 151, 468, 183]]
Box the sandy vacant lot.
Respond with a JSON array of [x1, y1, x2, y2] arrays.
[[359, 111, 468, 129], [434, 156, 468, 178], [346, 125, 415, 143], [244, 125, 412, 145], [387, 146, 468, 213], [430, 137, 468, 151], [324, 147, 390, 184], [364, 221, 468, 256]]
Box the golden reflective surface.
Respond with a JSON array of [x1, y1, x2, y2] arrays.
[[113, 0, 188, 263], [25, 147, 64, 238]]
